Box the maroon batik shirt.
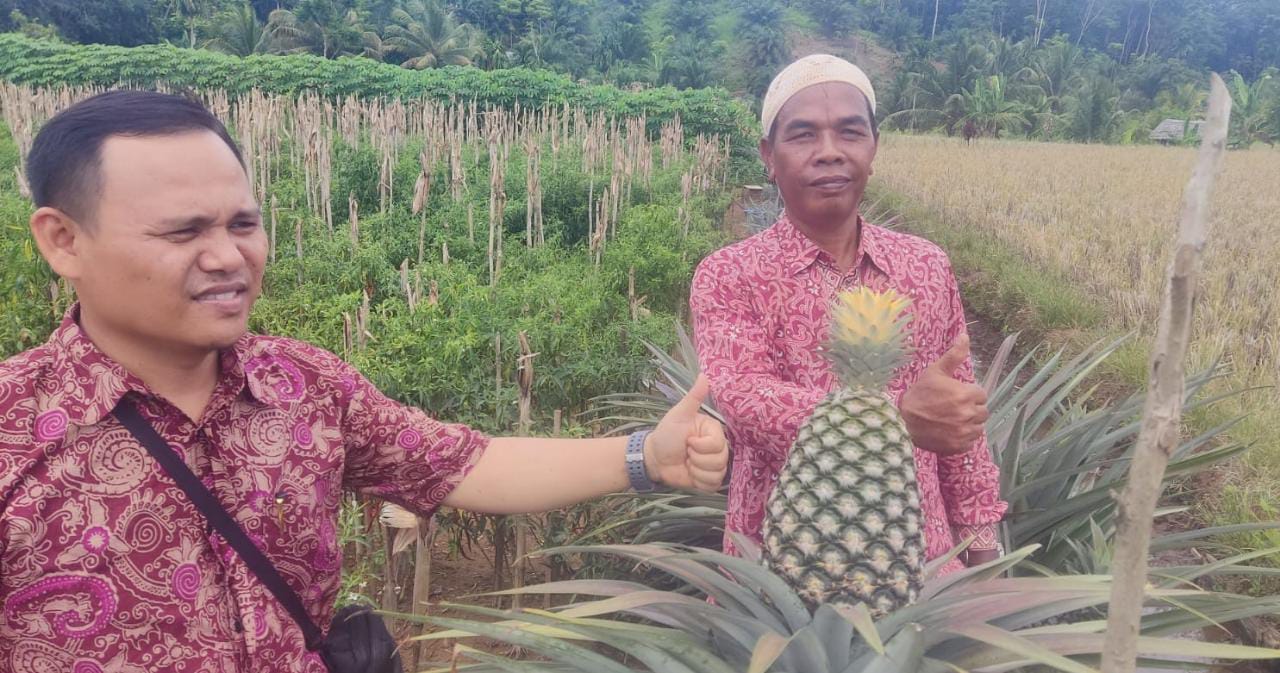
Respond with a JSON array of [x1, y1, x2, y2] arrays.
[[691, 215, 1007, 573], [0, 308, 488, 672]]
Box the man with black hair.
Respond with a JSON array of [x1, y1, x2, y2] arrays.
[[0, 90, 728, 672]]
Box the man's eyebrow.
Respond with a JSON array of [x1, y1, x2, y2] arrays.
[[836, 114, 871, 127], [156, 208, 262, 230], [780, 118, 818, 133], [781, 115, 870, 133]]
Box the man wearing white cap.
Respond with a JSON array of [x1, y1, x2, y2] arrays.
[[690, 54, 1007, 572]]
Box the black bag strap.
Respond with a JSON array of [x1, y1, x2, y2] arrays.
[[113, 397, 327, 651]]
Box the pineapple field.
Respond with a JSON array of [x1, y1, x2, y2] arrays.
[[866, 134, 1280, 557], [3, 52, 1280, 672]]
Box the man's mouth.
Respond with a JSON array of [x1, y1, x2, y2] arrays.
[[194, 283, 250, 311], [811, 176, 852, 190]]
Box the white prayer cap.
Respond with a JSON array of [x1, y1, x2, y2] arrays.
[[761, 54, 877, 137]]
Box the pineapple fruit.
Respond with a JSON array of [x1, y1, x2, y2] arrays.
[[762, 287, 925, 617]]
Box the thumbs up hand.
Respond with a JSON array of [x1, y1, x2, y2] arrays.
[[646, 375, 729, 492], [900, 334, 990, 456]]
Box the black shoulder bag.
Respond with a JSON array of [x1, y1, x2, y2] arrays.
[[114, 398, 403, 673]]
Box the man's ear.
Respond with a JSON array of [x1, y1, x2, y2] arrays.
[[30, 207, 87, 281], [759, 136, 775, 182]]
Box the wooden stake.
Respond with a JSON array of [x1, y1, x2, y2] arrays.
[[269, 196, 277, 263], [1100, 73, 1231, 673], [294, 217, 304, 286], [517, 331, 535, 433], [513, 330, 536, 612], [348, 192, 359, 250], [412, 517, 435, 671], [418, 213, 426, 268]]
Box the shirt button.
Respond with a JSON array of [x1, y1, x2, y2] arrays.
[[233, 618, 244, 633]]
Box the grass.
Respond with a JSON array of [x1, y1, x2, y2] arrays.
[[867, 132, 1280, 566]]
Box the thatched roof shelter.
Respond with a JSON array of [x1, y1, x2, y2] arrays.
[[1150, 118, 1204, 143]]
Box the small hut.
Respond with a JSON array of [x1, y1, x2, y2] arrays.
[[1150, 119, 1204, 144]]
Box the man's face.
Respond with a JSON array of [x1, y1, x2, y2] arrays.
[[760, 82, 878, 228], [73, 130, 266, 356]]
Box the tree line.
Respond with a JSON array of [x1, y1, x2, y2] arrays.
[[1, 0, 1277, 145]]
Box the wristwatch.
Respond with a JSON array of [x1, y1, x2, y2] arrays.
[[625, 430, 655, 492]]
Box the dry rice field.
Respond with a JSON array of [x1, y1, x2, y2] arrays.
[[873, 134, 1280, 530]]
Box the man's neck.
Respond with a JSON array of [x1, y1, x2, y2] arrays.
[[78, 307, 221, 422], [791, 210, 862, 272]]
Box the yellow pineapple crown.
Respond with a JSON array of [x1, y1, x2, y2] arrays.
[[826, 287, 913, 392]]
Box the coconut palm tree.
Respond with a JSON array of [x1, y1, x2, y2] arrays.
[[168, 0, 207, 48], [1028, 36, 1085, 108], [883, 40, 994, 135], [949, 75, 1033, 138], [361, 30, 393, 62], [383, 0, 483, 69], [267, 0, 364, 59], [1065, 73, 1129, 142], [214, 3, 275, 56]]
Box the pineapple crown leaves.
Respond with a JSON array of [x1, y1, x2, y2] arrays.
[[825, 287, 914, 392]]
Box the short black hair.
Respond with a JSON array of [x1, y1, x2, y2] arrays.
[[27, 90, 244, 221]]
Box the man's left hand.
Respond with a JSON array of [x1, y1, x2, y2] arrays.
[[645, 375, 729, 492], [900, 334, 989, 455]]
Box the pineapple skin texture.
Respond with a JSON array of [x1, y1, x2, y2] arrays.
[[762, 387, 926, 617]]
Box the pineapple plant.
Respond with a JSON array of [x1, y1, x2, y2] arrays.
[[763, 287, 924, 617], [402, 306, 1280, 672], [404, 539, 1280, 673]]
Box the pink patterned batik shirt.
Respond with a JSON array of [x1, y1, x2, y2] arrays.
[[691, 215, 1007, 571], [0, 307, 488, 672]]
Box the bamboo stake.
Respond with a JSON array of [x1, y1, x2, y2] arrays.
[[1100, 73, 1231, 673]]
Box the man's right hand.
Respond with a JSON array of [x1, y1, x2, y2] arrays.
[[899, 334, 989, 456]]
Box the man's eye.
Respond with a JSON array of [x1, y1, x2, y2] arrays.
[[167, 229, 199, 240], [232, 221, 261, 231]]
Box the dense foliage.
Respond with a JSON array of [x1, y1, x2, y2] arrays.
[[0, 33, 754, 142], [2, 0, 1278, 146]]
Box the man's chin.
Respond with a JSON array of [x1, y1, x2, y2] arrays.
[[191, 317, 251, 351], [793, 201, 859, 227]]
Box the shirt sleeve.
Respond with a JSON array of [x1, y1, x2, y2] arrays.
[[934, 262, 1008, 549], [690, 256, 827, 466], [335, 359, 489, 517]]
